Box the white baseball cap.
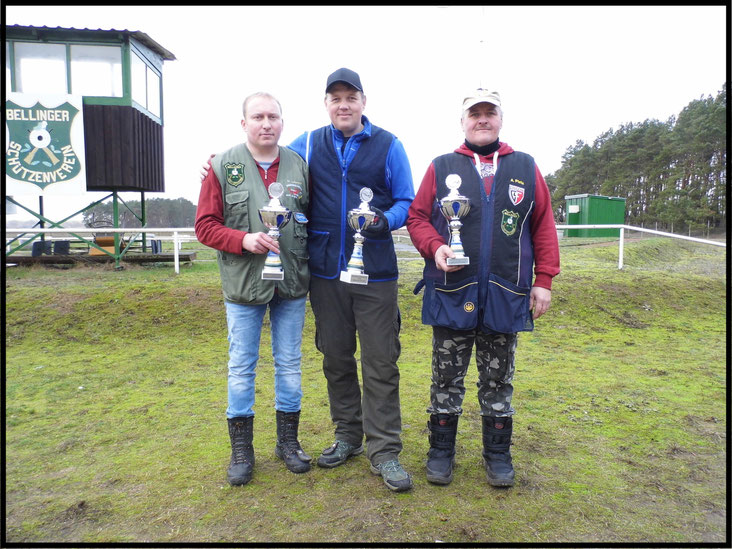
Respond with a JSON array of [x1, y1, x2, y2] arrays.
[[462, 89, 502, 111]]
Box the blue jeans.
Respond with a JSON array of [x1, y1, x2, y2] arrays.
[[225, 295, 306, 419]]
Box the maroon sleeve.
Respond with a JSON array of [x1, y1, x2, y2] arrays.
[[406, 162, 446, 259], [530, 165, 560, 289], [194, 169, 247, 255]]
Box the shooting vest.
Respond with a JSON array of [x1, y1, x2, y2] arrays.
[[419, 150, 537, 334], [212, 143, 309, 304], [306, 124, 399, 281]]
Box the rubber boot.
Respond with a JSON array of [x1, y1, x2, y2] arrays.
[[227, 416, 254, 486], [481, 416, 515, 487], [274, 410, 312, 474], [426, 414, 459, 485]]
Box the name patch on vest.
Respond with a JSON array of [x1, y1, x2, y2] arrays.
[[286, 182, 303, 199], [225, 162, 245, 186], [501, 209, 520, 236]]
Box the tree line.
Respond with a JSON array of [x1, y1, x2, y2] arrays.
[[83, 197, 197, 228], [546, 83, 726, 233]]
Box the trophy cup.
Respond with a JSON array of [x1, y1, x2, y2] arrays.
[[259, 182, 292, 280], [340, 187, 376, 285], [439, 174, 471, 265]]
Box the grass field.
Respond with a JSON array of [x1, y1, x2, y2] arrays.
[[4, 236, 727, 544]]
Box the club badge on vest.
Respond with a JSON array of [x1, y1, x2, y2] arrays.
[[501, 209, 520, 236], [225, 162, 245, 186], [508, 184, 525, 206]]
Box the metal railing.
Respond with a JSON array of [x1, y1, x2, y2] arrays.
[[5, 227, 195, 274], [555, 224, 725, 269]]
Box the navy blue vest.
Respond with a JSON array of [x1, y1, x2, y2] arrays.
[[420, 151, 537, 333], [307, 124, 399, 280]]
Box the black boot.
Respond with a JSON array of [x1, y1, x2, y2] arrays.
[[227, 416, 254, 486], [482, 416, 515, 487], [274, 410, 312, 474], [426, 414, 459, 485]]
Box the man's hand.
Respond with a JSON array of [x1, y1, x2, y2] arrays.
[[362, 207, 390, 237], [434, 244, 465, 273], [529, 286, 551, 319], [199, 154, 215, 182], [243, 232, 279, 255]]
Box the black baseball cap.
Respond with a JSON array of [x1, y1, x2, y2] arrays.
[[325, 67, 363, 93]]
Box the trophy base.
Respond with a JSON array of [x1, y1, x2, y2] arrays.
[[340, 270, 369, 285], [446, 256, 470, 266], [262, 270, 284, 280]]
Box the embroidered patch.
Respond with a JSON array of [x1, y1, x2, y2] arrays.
[[464, 302, 475, 313], [508, 184, 525, 206], [286, 182, 303, 199], [224, 163, 245, 186], [501, 209, 519, 236], [293, 212, 308, 224]]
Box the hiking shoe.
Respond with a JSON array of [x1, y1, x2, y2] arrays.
[[370, 459, 413, 492], [316, 440, 363, 468]]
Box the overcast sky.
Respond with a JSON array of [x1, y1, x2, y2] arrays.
[[5, 5, 728, 223]]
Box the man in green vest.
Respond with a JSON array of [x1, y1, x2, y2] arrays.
[[195, 92, 311, 486]]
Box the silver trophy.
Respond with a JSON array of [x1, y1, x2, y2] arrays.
[[340, 187, 376, 285], [439, 174, 471, 265], [259, 182, 292, 280]]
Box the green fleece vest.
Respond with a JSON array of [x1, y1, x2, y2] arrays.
[[212, 143, 309, 304]]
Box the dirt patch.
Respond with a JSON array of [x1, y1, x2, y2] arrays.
[[596, 305, 648, 329], [47, 292, 88, 315]]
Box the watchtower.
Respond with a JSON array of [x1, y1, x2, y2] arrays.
[[5, 24, 176, 265]]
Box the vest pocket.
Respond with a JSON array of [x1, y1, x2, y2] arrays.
[[362, 236, 397, 279], [307, 229, 330, 275], [482, 273, 533, 334], [225, 190, 250, 232], [280, 247, 310, 298], [218, 252, 265, 303], [422, 276, 479, 331]]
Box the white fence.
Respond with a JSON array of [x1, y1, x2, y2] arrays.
[[5, 227, 195, 274], [555, 224, 725, 269], [6, 225, 725, 274]]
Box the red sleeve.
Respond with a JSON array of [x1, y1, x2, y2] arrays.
[[406, 162, 447, 258], [530, 165, 560, 290], [194, 169, 247, 255]]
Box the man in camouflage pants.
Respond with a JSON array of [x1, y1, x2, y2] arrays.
[[406, 88, 560, 487], [430, 328, 517, 418]]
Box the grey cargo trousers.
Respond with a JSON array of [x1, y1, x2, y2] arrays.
[[309, 276, 403, 465]]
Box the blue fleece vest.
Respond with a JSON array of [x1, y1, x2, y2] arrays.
[[420, 151, 537, 333], [307, 124, 399, 280]]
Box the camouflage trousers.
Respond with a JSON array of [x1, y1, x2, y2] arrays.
[[427, 326, 518, 417]]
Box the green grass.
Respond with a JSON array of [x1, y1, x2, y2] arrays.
[[4, 237, 726, 543]]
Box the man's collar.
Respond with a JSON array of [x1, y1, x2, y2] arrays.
[[330, 115, 371, 139]]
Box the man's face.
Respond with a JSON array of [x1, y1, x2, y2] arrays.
[[241, 96, 283, 148], [461, 102, 503, 147], [325, 83, 366, 138]]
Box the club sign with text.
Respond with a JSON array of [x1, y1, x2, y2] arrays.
[[5, 93, 86, 195]]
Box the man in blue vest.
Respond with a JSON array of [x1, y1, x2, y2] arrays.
[[407, 89, 560, 487], [289, 68, 415, 492]]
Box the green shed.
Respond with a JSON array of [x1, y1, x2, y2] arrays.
[[565, 194, 626, 237]]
